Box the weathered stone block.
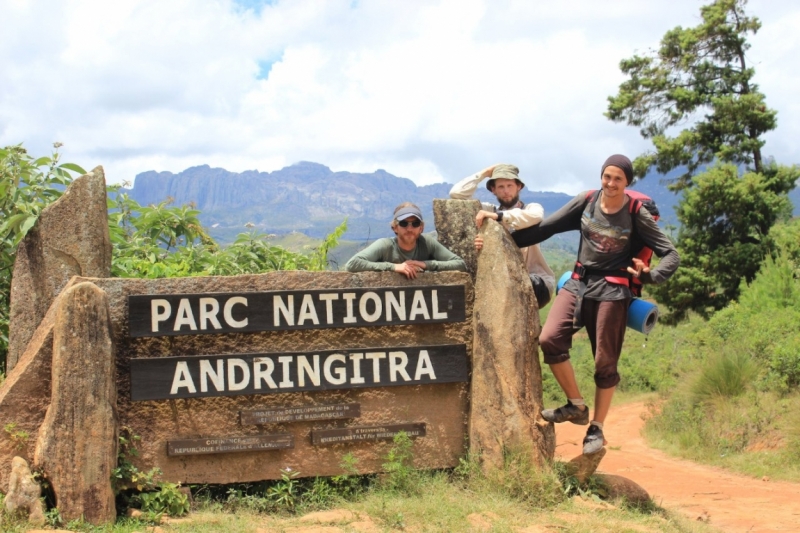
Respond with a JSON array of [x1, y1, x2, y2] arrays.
[[468, 218, 554, 470], [0, 279, 79, 492], [33, 281, 118, 525], [8, 166, 111, 371], [433, 198, 481, 276]]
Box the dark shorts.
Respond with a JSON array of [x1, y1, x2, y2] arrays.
[[539, 289, 628, 389]]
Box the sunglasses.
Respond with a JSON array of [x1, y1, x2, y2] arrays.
[[397, 219, 422, 228]]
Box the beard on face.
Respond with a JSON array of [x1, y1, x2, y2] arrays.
[[497, 195, 521, 209]]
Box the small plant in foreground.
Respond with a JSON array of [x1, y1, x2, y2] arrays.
[[452, 448, 482, 481], [112, 427, 162, 493], [330, 452, 366, 498], [380, 431, 420, 494], [267, 467, 300, 512], [137, 482, 190, 517], [44, 507, 62, 528]]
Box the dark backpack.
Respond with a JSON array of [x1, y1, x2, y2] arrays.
[[582, 189, 660, 297]]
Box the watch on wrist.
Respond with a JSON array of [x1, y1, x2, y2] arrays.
[[496, 211, 504, 223]]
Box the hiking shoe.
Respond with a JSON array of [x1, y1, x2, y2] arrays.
[[582, 424, 606, 455], [541, 401, 589, 425]]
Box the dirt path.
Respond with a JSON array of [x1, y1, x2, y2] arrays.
[[554, 402, 800, 532]]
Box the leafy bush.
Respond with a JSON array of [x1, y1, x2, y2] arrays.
[[108, 184, 347, 279], [112, 427, 161, 494], [137, 482, 190, 517], [0, 143, 86, 370]]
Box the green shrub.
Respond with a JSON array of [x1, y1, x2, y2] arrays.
[[108, 185, 347, 279], [1, 143, 85, 370], [266, 467, 300, 512], [766, 340, 800, 392], [137, 482, 190, 517], [691, 349, 757, 404], [380, 431, 421, 495]]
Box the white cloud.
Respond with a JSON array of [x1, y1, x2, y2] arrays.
[[1, 0, 798, 196]]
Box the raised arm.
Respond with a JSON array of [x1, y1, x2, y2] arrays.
[[449, 165, 497, 199], [512, 193, 587, 248]]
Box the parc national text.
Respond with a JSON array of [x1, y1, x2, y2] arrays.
[[128, 285, 466, 337]]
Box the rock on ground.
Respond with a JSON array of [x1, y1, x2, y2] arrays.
[[595, 473, 651, 506], [4, 456, 45, 525], [565, 448, 607, 484]]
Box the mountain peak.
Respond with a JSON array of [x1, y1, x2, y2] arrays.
[[289, 161, 332, 173]]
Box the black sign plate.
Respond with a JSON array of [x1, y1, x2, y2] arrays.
[[167, 434, 293, 456], [311, 423, 426, 446], [131, 344, 468, 401], [128, 285, 466, 337], [240, 403, 361, 425]]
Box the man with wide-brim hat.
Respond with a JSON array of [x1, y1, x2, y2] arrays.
[[449, 164, 554, 307]]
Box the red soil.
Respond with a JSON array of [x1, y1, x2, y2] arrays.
[[554, 402, 800, 533]]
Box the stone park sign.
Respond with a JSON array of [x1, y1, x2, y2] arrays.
[[0, 168, 553, 525], [6, 272, 474, 486]]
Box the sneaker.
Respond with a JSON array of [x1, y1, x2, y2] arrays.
[[582, 424, 606, 455], [541, 401, 589, 425]]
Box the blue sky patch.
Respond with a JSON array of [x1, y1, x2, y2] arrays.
[[257, 59, 276, 80], [232, 0, 276, 15]]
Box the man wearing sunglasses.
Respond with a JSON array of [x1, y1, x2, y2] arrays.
[[345, 203, 467, 279], [449, 164, 554, 308]]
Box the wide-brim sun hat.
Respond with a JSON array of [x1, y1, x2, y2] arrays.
[[486, 164, 525, 190]]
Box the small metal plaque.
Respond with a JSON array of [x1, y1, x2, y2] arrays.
[[311, 423, 426, 446], [241, 403, 360, 425], [167, 434, 293, 456]]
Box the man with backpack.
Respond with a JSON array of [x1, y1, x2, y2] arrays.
[[511, 154, 679, 455]]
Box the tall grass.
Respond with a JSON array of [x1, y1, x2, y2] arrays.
[[643, 248, 800, 480], [691, 349, 757, 403]]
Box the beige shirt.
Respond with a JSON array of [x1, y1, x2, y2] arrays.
[[449, 173, 556, 297]]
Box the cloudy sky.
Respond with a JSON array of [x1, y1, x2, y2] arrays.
[[2, 0, 799, 193]]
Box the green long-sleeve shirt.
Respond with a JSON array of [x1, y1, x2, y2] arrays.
[[345, 234, 467, 273]]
